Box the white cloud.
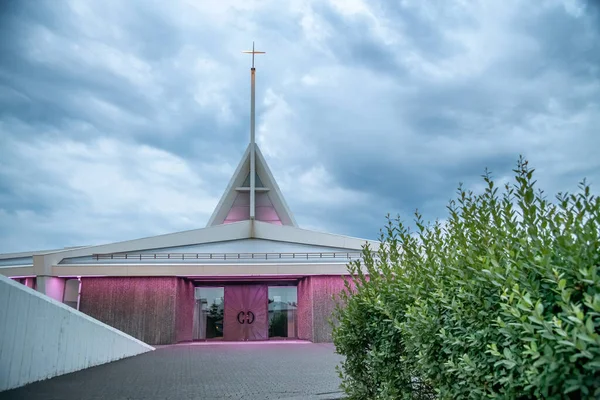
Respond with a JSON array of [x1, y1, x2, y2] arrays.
[[0, 122, 223, 251], [256, 88, 307, 160]]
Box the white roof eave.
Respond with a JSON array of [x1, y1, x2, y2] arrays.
[[32, 220, 378, 265]]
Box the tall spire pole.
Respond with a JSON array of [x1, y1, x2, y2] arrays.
[[242, 42, 265, 221]]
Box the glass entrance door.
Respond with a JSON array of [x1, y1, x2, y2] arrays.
[[268, 286, 298, 339], [193, 287, 224, 340], [223, 284, 268, 341]]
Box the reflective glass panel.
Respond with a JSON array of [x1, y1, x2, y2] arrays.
[[193, 287, 224, 339], [63, 279, 80, 309], [268, 286, 297, 338]]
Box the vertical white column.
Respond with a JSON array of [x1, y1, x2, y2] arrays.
[[250, 67, 256, 220]]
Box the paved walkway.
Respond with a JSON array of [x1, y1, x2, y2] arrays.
[[0, 342, 345, 400]]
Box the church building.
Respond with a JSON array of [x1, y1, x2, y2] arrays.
[[0, 46, 377, 345]]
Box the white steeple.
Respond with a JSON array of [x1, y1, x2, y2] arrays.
[[243, 42, 264, 220], [206, 43, 298, 228]]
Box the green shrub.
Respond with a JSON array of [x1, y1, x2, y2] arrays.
[[333, 158, 600, 399], [333, 276, 419, 399]]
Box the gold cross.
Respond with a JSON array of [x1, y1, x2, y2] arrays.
[[242, 42, 265, 68]]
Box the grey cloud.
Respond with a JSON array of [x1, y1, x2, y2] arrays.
[[311, 3, 407, 77], [1, 0, 599, 251], [273, 0, 600, 237]]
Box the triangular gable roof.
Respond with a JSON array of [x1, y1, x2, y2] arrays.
[[206, 143, 297, 227]]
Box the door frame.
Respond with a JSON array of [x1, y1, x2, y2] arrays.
[[193, 281, 299, 341]]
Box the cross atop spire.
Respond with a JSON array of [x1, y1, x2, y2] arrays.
[[242, 41, 265, 69]]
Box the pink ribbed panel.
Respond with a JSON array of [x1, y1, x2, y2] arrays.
[[80, 277, 193, 345], [297, 278, 313, 341], [309, 276, 352, 342], [176, 279, 195, 342]]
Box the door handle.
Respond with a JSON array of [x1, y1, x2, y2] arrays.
[[236, 311, 255, 324], [237, 311, 246, 324]]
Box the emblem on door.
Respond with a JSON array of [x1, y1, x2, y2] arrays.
[[236, 311, 255, 324]]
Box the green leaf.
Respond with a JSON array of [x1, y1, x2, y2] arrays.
[[557, 340, 577, 348], [535, 301, 544, 315]]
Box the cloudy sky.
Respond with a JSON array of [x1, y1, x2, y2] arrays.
[[0, 0, 599, 253]]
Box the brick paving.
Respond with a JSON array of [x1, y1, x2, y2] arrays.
[[0, 342, 346, 400]]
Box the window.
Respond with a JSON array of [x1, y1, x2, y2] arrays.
[[268, 286, 297, 338], [63, 279, 80, 309], [193, 287, 224, 340]]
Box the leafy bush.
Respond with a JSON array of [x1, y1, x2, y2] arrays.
[[334, 284, 415, 399], [333, 158, 600, 399]]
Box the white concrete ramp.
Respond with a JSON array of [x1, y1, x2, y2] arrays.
[[0, 275, 154, 391]]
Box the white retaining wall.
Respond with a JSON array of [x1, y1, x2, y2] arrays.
[[0, 275, 154, 391]]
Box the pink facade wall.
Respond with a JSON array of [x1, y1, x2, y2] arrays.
[[80, 277, 193, 345], [11, 277, 36, 289], [35, 276, 66, 302], [224, 192, 282, 225], [76, 275, 353, 344], [255, 192, 282, 224], [310, 276, 352, 343], [297, 277, 313, 341], [297, 275, 354, 343], [224, 192, 250, 223], [175, 278, 194, 342], [24, 277, 36, 289]]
